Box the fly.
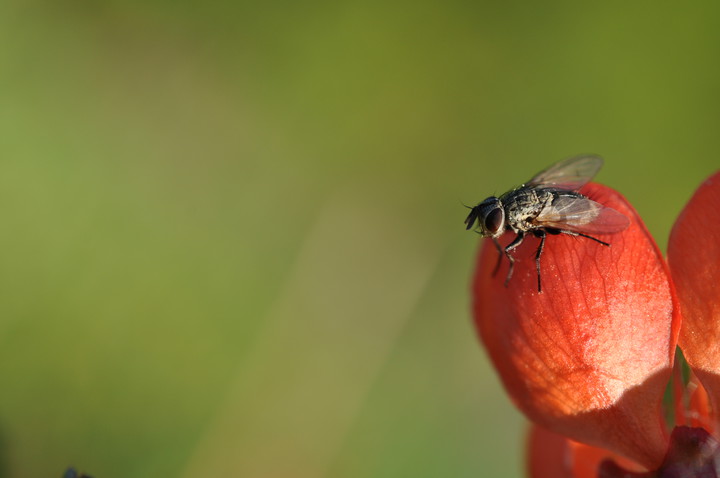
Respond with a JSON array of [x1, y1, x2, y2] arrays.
[[464, 155, 629, 293]]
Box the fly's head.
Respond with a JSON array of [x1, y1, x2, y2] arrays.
[[465, 197, 505, 238]]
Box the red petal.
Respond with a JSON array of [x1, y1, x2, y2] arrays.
[[472, 183, 679, 468], [668, 171, 720, 425], [527, 424, 642, 478], [527, 425, 575, 478]]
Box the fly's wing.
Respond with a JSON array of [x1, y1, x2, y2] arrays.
[[527, 155, 604, 191], [532, 195, 630, 234]]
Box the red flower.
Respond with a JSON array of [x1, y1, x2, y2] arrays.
[[470, 174, 720, 476]]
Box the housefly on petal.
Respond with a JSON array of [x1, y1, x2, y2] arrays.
[[464, 155, 629, 293]]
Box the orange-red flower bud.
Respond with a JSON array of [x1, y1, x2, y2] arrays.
[[472, 183, 679, 468]]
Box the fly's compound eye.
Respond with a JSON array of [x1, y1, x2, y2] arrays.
[[484, 208, 504, 235]]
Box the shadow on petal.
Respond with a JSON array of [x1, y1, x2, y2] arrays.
[[599, 426, 720, 478], [533, 369, 672, 469], [527, 424, 642, 478]]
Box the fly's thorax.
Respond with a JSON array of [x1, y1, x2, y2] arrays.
[[502, 187, 554, 232]]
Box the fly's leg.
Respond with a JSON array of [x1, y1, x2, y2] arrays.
[[492, 237, 503, 277], [503, 232, 525, 286], [534, 230, 546, 293], [557, 230, 610, 247], [479, 233, 505, 277]]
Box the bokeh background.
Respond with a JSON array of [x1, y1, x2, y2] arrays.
[[0, 1, 718, 477]]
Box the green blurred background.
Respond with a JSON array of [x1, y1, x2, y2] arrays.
[[0, 1, 718, 477]]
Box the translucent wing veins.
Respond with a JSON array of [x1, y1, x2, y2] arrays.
[[527, 155, 604, 191]]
